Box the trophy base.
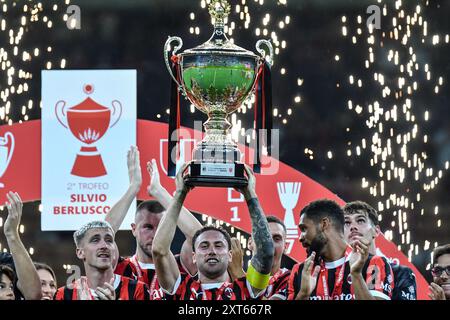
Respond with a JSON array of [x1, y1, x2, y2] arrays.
[[184, 162, 248, 188]]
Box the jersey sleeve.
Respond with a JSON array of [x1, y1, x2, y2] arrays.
[[287, 263, 302, 300], [365, 255, 394, 300], [160, 273, 187, 299], [392, 265, 417, 300], [114, 257, 137, 279], [133, 282, 150, 300]]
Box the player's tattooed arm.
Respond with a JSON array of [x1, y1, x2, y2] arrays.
[[237, 166, 273, 297], [246, 197, 274, 275], [236, 165, 274, 278]]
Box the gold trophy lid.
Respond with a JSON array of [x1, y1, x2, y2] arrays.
[[183, 0, 257, 57]]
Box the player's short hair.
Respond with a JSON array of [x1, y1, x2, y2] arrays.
[[192, 225, 232, 252], [266, 215, 287, 234], [73, 220, 114, 248], [136, 200, 165, 216], [34, 262, 57, 287], [300, 199, 345, 233], [343, 201, 379, 226], [0, 264, 15, 284], [433, 244, 450, 265]]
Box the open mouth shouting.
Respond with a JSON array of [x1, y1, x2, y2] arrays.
[[97, 251, 111, 260]]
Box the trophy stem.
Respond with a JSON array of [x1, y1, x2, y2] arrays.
[[192, 107, 241, 166], [203, 108, 233, 146]]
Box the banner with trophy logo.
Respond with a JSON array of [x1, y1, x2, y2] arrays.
[[41, 70, 136, 231], [0, 122, 40, 200]]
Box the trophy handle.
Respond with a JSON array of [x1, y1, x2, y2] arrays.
[[110, 100, 123, 128], [256, 39, 274, 67], [55, 100, 68, 128], [4, 132, 14, 170], [164, 36, 185, 94]]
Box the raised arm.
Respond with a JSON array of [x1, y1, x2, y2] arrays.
[[238, 165, 274, 296], [105, 146, 142, 233], [147, 159, 202, 241], [4, 192, 42, 300], [151, 163, 191, 293]]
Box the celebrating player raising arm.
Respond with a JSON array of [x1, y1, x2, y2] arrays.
[[105, 146, 202, 290], [343, 201, 417, 300], [3, 191, 42, 300], [152, 164, 274, 300]]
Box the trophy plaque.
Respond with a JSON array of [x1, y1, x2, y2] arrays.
[[164, 0, 273, 187]]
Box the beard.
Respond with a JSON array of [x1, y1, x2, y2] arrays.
[[307, 231, 328, 263], [138, 241, 153, 258]]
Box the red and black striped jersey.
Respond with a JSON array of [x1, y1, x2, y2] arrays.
[[54, 275, 150, 300], [287, 253, 393, 300], [114, 256, 137, 279], [175, 254, 198, 278], [159, 274, 264, 300], [115, 254, 197, 300], [114, 255, 157, 288], [265, 268, 291, 300], [151, 255, 199, 300]]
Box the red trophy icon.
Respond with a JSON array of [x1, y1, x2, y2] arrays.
[[55, 84, 122, 178]]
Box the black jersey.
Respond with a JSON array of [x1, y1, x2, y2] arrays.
[[391, 264, 417, 300]]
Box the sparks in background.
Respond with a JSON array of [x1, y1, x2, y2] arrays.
[[184, 0, 301, 144], [0, 0, 69, 258], [0, 0, 70, 125], [334, 0, 448, 268]]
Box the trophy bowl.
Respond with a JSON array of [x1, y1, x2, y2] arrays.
[[181, 54, 258, 114], [164, 0, 273, 187]]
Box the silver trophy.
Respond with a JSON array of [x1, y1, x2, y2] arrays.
[[164, 0, 273, 187]]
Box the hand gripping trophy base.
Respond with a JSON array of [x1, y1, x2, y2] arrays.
[[185, 163, 247, 188]]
